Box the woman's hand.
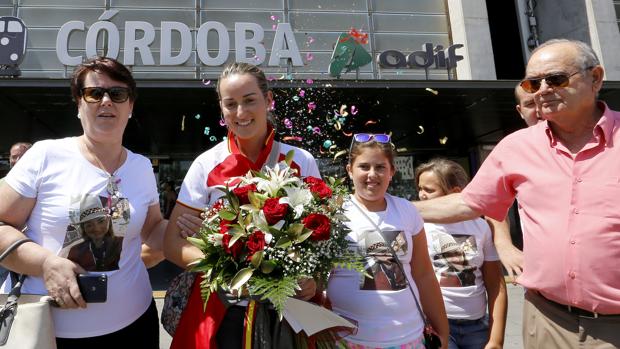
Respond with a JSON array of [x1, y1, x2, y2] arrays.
[[43, 255, 87, 309], [176, 214, 203, 238], [294, 277, 317, 301]]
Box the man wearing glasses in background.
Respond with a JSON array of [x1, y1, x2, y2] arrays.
[[414, 38, 620, 349]]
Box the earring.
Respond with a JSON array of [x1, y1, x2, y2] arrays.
[[219, 114, 226, 127], [128, 113, 132, 119], [77, 113, 81, 119]]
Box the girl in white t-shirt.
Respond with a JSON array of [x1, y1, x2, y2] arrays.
[[327, 134, 449, 349], [416, 158, 507, 349]]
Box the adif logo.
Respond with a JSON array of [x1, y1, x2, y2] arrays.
[[0, 16, 27, 77]]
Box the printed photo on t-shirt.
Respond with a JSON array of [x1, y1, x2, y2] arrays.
[[430, 232, 477, 287], [59, 193, 130, 272], [356, 229, 408, 291]]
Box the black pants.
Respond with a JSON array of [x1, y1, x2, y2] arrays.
[[56, 298, 159, 349]]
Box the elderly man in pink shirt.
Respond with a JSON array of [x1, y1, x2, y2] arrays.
[[415, 38, 620, 349]]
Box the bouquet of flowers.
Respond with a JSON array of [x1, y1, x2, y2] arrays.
[[187, 151, 364, 317]]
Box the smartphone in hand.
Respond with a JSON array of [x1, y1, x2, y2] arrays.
[[77, 273, 107, 303]]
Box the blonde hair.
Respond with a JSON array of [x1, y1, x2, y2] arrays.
[[415, 158, 469, 194]]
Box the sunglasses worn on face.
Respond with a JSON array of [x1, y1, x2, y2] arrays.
[[81, 87, 131, 103], [353, 133, 391, 143], [520, 68, 590, 93]]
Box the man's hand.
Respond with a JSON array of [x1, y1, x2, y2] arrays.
[[43, 255, 87, 309], [495, 241, 523, 284]]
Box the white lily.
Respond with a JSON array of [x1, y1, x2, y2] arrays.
[[207, 233, 224, 246], [251, 162, 300, 197], [279, 187, 313, 219]]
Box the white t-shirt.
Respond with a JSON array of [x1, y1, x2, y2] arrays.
[[4, 137, 159, 338], [425, 219, 499, 320], [178, 139, 320, 209], [327, 194, 425, 347]]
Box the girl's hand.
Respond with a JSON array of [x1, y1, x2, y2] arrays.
[[176, 213, 203, 238]]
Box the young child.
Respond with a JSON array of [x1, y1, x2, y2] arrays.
[[328, 134, 448, 349], [416, 158, 507, 349]]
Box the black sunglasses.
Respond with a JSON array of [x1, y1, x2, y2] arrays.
[[519, 68, 591, 93], [81, 87, 131, 103]]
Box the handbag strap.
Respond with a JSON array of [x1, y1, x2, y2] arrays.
[[349, 198, 432, 329], [0, 238, 32, 263]]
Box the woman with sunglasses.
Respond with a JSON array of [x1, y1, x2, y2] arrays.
[[0, 56, 166, 348], [164, 62, 321, 349], [327, 133, 449, 349]]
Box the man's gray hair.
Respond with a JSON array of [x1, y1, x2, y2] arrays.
[[531, 39, 600, 70]]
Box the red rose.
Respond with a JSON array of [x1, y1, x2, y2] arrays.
[[246, 230, 266, 260], [222, 233, 243, 259], [304, 176, 332, 199], [232, 184, 257, 205], [219, 219, 233, 233], [262, 198, 288, 225], [302, 213, 331, 241]]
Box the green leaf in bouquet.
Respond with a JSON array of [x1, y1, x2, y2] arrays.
[[250, 250, 264, 268], [228, 230, 246, 247], [260, 259, 277, 274], [284, 149, 295, 166], [249, 275, 299, 317], [239, 204, 257, 212], [230, 267, 254, 291], [248, 191, 262, 209], [294, 228, 314, 244], [286, 223, 305, 236], [251, 169, 269, 180], [186, 236, 207, 250], [275, 236, 292, 249], [218, 209, 237, 221]]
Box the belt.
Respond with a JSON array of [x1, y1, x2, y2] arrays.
[[537, 292, 619, 319]]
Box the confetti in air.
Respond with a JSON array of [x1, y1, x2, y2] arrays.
[[283, 136, 303, 142], [351, 105, 358, 115], [181, 115, 185, 131], [203, 126, 210, 135], [284, 118, 293, 129], [305, 53, 314, 61], [417, 126, 425, 134], [323, 140, 333, 148], [425, 88, 439, 96], [210, 136, 217, 142], [298, 90, 305, 98], [365, 120, 377, 126], [202, 79, 211, 86], [439, 136, 448, 145], [333, 150, 348, 160], [195, 114, 201, 120]]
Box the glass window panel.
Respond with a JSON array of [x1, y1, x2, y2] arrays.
[[371, 0, 446, 13], [112, 9, 195, 27], [20, 70, 66, 78], [373, 33, 450, 52], [0, 7, 14, 17], [111, 0, 195, 8], [28, 28, 87, 49], [17, 8, 102, 28], [20, 49, 70, 70], [0, 1, 13, 6], [289, 12, 368, 31], [18, 0, 103, 7], [372, 14, 448, 33], [201, 10, 281, 28], [288, 0, 366, 11], [200, 0, 282, 10], [0, 20, 4, 32], [293, 32, 344, 52]]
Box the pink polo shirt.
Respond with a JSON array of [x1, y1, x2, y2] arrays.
[[462, 102, 620, 314]]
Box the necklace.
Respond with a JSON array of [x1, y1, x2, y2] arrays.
[[79, 138, 124, 210]]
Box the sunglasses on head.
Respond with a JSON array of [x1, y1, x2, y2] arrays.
[[519, 67, 591, 93], [353, 133, 391, 143], [81, 87, 131, 103]]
